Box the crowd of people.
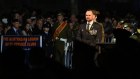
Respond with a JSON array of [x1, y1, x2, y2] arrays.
[[0, 8, 140, 78]]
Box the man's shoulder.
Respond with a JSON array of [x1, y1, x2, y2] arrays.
[[7, 28, 14, 32], [92, 22, 103, 29], [94, 22, 103, 26]]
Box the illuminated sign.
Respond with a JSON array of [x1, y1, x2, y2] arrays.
[[1, 35, 42, 52]]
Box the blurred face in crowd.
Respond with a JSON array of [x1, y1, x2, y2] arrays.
[[37, 19, 43, 27], [47, 17, 52, 23], [26, 18, 32, 24], [85, 10, 97, 22], [57, 15, 64, 22], [116, 22, 124, 29], [14, 13, 20, 20], [13, 21, 20, 29], [70, 14, 78, 22], [43, 27, 49, 32], [25, 23, 30, 30]]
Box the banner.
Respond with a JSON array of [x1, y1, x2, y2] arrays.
[[1, 35, 42, 52]]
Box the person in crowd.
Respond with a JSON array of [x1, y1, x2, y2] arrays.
[[69, 14, 80, 41], [76, 9, 104, 46], [6, 19, 23, 35], [22, 23, 32, 36], [42, 23, 53, 58], [52, 12, 70, 66], [0, 22, 4, 35], [73, 9, 104, 71]]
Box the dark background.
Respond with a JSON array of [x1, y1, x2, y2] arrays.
[[0, 0, 140, 17]]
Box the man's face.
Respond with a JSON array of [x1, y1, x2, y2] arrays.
[[47, 17, 52, 22], [13, 22, 20, 29], [43, 27, 49, 32], [70, 15, 77, 22], [27, 18, 32, 24], [57, 15, 64, 22], [85, 11, 96, 22]]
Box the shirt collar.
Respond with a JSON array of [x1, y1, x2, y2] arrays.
[[13, 27, 18, 32], [45, 32, 48, 34], [87, 20, 94, 25]]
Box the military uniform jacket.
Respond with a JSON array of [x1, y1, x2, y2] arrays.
[[76, 22, 104, 46]]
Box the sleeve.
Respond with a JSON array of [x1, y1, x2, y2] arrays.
[[96, 23, 105, 43]]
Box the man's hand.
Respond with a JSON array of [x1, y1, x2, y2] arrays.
[[55, 37, 59, 40]]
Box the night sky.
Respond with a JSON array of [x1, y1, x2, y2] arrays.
[[0, 0, 140, 15]]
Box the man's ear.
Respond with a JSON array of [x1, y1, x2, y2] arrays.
[[94, 16, 97, 22], [95, 16, 97, 19]]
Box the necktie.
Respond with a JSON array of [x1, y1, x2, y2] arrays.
[[86, 23, 90, 30]]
